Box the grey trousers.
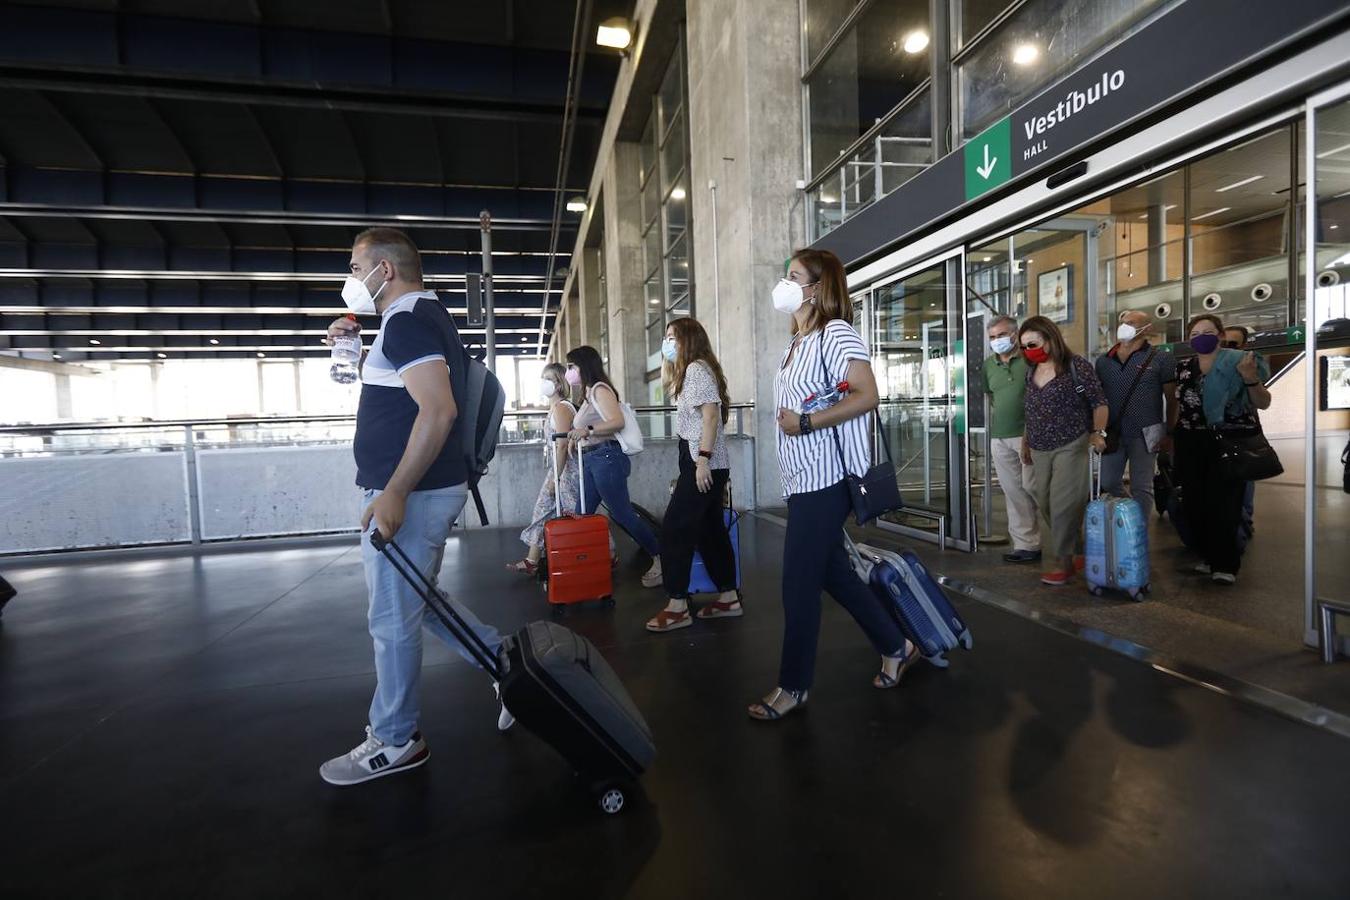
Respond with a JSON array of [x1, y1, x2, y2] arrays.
[[1030, 434, 1090, 562]]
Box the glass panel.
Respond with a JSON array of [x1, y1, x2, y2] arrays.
[[806, 0, 931, 177], [668, 292, 692, 319], [646, 320, 665, 372], [658, 48, 683, 138], [804, 0, 863, 67], [873, 262, 956, 518], [638, 111, 657, 185], [957, 0, 1173, 140], [1088, 170, 1187, 345], [665, 176, 688, 243], [957, 0, 1015, 49], [1311, 93, 1350, 662], [643, 222, 661, 280], [665, 233, 689, 300], [661, 114, 685, 196], [644, 274, 664, 320], [1017, 229, 1088, 355], [813, 91, 933, 237], [641, 173, 660, 230], [1188, 127, 1292, 336]]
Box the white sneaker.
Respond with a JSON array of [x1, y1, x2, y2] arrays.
[[494, 682, 515, 732], [641, 557, 663, 589], [319, 726, 428, 786], [1193, 562, 1212, 575], [1211, 571, 1236, 585]]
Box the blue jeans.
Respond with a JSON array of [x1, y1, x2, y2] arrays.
[[581, 441, 661, 557], [1100, 435, 1157, 518], [779, 480, 906, 692], [359, 484, 503, 746]]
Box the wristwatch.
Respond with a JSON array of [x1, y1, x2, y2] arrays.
[[698, 449, 712, 460], [799, 413, 814, 435]]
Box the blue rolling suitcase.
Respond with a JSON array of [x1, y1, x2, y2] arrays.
[[845, 534, 972, 668], [689, 508, 740, 594], [1085, 452, 1150, 601]]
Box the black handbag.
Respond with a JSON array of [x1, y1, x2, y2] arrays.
[[1213, 426, 1283, 482], [830, 417, 903, 525], [814, 333, 902, 524]]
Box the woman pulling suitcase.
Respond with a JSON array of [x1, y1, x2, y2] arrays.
[[564, 346, 663, 588], [644, 318, 743, 632], [507, 363, 583, 575], [748, 249, 917, 722]]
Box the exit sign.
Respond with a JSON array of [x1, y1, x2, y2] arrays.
[[964, 116, 1012, 201]]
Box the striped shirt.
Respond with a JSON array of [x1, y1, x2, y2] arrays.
[[773, 319, 872, 498]]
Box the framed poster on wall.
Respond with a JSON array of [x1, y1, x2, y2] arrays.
[[1038, 265, 1073, 323], [1321, 355, 1350, 411]]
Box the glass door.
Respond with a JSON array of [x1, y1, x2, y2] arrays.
[[1304, 84, 1350, 653], [868, 249, 970, 548]]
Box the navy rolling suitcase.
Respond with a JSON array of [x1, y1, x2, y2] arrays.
[[689, 508, 741, 593], [845, 533, 972, 667], [371, 532, 654, 814]]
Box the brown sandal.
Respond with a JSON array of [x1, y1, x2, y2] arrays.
[[696, 592, 744, 619], [645, 608, 692, 633]]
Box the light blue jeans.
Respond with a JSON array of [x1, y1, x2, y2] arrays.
[[1100, 435, 1157, 517], [360, 483, 502, 746]]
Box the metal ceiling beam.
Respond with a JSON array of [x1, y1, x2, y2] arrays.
[[0, 267, 564, 287], [0, 305, 552, 316], [0, 203, 567, 231]]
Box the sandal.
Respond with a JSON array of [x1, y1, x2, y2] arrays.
[[696, 591, 744, 619], [872, 642, 919, 689], [645, 608, 692, 633], [505, 559, 538, 575], [747, 687, 808, 721]]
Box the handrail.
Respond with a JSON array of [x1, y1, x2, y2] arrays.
[[0, 402, 757, 435]]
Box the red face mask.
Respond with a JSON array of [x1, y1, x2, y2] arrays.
[[1024, 345, 1050, 365]]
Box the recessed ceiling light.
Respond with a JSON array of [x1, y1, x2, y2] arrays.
[[89, 338, 101, 345], [1192, 206, 1231, 220], [649, 299, 660, 305], [1012, 43, 1039, 66], [902, 30, 929, 55], [1215, 174, 1264, 193], [982, 256, 991, 262], [156, 352, 167, 359], [566, 196, 588, 213], [209, 338, 220, 345], [52, 353, 62, 359], [256, 352, 266, 358], [671, 187, 686, 200], [1331, 224, 1341, 230]]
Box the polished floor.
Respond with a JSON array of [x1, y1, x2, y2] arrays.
[[2, 520, 1349, 899]]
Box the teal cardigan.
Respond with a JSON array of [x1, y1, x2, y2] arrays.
[[1202, 348, 1271, 426]]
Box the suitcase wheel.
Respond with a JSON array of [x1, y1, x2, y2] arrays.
[[1089, 586, 1104, 597], [602, 596, 616, 609], [596, 783, 627, 815]]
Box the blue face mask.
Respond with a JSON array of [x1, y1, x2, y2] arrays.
[[661, 337, 677, 362]]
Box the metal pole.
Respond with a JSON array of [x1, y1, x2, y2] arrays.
[[480, 210, 496, 373], [709, 179, 721, 356], [183, 424, 202, 545], [1303, 105, 1318, 647], [922, 320, 933, 506]]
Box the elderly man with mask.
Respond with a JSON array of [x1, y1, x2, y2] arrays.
[[1094, 309, 1177, 514], [981, 315, 1040, 563]]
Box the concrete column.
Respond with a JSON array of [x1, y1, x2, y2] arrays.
[[687, 0, 804, 506], [603, 141, 651, 406], [579, 246, 605, 347], [54, 373, 73, 419]]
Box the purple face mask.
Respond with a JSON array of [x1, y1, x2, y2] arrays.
[[1189, 333, 1220, 355]]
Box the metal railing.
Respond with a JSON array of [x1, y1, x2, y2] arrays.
[[0, 403, 755, 555]]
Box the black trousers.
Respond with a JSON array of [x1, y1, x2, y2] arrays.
[[660, 440, 736, 599], [1175, 429, 1248, 574], [779, 480, 905, 692]]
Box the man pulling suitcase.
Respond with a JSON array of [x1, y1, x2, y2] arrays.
[[318, 227, 513, 787]]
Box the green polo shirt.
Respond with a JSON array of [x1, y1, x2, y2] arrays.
[[982, 353, 1029, 439]]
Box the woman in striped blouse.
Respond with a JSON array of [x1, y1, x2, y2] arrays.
[[748, 249, 916, 722]]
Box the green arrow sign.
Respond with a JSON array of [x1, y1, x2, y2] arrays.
[[1286, 325, 1305, 344], [964, 116, 1012, 201]]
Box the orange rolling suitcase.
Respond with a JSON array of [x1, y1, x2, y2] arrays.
[[543, 435, 614, 609]]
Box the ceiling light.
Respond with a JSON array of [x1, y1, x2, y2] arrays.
[[1012, 43, 1040, 66], [1215, 174, 1265, 193], [596, 17, 633, 51], [981, 256, 991, 262], [52, 353, 61, 359], [1315, 140, 1350, 160], [1192, 207, 1231, 221], [902, 30, 929, 55], [566, 196, 588, 213], [209, 338, 220, 345], [671, 187, 686, 200], [1138, 214, 1148, 219], [156, 352, 167, 359], [256, 352, 266, 358], [89, 338, 100, 345], [1332, 224, 1341, 230], [649, 298, 660, 305]]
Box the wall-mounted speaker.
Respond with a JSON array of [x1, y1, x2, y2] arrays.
[[1155, 302, 1173, 319], [1317, 269, 1341, 288], [1202, 292, 1222, 311], [1251, 283, 1273, 302]]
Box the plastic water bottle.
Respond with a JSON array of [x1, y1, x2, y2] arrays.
[[329, 314, 361, 384], [801, 381, 849, 413]]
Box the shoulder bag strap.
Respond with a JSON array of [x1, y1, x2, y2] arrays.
[[1110, 347, 1157, 426], [816, 325, 894, 477]]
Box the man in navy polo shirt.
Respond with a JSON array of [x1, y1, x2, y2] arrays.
[[319, 228, 511, 787], [1095, 309, 1177, 516]]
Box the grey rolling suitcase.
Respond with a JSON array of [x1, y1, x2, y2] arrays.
[[371, 532, 655, 814]]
